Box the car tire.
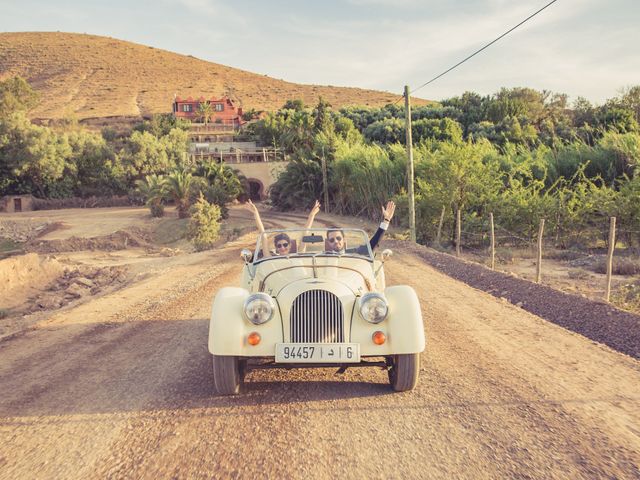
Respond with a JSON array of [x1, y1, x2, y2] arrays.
[[212, 355, 242, 395], [388, 353, 419, 392]]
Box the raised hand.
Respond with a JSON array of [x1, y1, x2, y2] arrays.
[[310, 200, 321, 217], [243, 199, 258, 214], [244, 199, 265, 233], [305, 200, 321, 229], [382, 200, 396, 222]]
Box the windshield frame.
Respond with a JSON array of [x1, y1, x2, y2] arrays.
[[253, 228, 374, 264]]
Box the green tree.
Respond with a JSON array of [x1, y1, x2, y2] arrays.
[[120, 130, 173, 179], [0, 112, 71, 196], [67, 129, 123, 196], [0, 76, 39, 116], [198, 101, 214, 125], [412, 118, 463, 143], [135, 174, 167, 217], [165, 169, 204, 218], [313, 97, 333, 133], [363, 118, 405, 144], [188, 193, 222, 251], [195, 160, 246, 218], [282, 99, 305, 111], [596, 102, 638, 133]]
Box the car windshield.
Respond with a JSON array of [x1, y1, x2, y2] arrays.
[[255, 228, 373, 261]]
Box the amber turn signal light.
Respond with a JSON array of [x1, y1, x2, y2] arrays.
[[372, 331, 386, 345], [248, 332, 261, 346]]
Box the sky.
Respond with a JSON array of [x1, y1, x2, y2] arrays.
[[1, 0, 639, 104]]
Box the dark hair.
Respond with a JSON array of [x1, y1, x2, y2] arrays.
[[327, 228, 345, 237], [274, 233, 291, 245]]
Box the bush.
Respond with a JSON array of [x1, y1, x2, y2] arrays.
[[31, 195, 139, 210], [0, 308, 8, 319], [149, 203, 165, 218], [187, 194, 221, 251], [611, 281, 640, 313], [592, 257, 640, 275]]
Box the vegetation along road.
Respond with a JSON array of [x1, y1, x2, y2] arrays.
[[0, 209, 639, 479]]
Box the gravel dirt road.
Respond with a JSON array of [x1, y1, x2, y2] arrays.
[[1, 209, 639, 479]]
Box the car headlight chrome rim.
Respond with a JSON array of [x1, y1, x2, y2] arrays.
[[359, 293, 389, 324], [243, 293, 275, 325]]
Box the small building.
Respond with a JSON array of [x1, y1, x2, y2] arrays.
[[172, 96, 244, 127], [0, 194, 34, 213]]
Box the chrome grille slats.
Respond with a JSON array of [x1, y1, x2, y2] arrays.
[[290, 289, 344, 343]]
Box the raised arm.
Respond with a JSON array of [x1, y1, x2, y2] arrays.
[[299, 200, 321, 253], [243, 200, 269, 258], [369, 200, 396, 250], [304, 200, 321, 229], [244, 199, 266, 233]]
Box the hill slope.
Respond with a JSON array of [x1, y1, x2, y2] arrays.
[[0, 32, 427, 121]]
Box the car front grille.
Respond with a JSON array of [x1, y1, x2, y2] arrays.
[[290, 289, 344, 343]]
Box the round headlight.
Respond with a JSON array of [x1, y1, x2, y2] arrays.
[[359, 293, 389, 324], [243, 293, 275, 325]]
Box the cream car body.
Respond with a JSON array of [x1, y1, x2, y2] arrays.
[[208, 228, 425, 394]]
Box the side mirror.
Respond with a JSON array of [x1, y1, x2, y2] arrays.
[[240, 248, 253, 264], [381, 249, 393, 262]]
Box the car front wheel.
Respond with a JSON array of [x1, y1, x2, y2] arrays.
[[212, 355, 242, 395], [387, 353, 420, 392]]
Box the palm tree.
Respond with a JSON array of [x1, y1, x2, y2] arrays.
[[198, 101, 214, 126], [165, 169, 204, 218], [195, 160, 246, 217], [135, 174, 167, 217]]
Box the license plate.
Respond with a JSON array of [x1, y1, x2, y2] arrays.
[[275, 343, 360, 363]]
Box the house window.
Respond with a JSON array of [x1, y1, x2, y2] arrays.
[[214, 103, 224, 112], [182, 104, 192, 112]]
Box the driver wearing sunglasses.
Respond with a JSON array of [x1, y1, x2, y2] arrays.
[[325, 200, 396, 254]]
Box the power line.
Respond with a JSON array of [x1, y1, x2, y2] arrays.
[[396, 0, 559, 103]]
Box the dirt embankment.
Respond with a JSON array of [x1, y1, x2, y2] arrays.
[[388, 239, 640, 360], [0, 252, 128, 337], [25, 228, 155, 253], [0, 219, 57, 243]]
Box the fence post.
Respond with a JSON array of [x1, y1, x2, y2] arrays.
[[456, 207, 461, 257], [536, 219, 545, 283], [605, 216, 617, 302], [490, 212, 495, 270], [436, 205, 446, 246]]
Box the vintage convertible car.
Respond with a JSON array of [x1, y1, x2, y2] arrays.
[[208, 228, 425, 394]]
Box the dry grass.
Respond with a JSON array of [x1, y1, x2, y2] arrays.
[[0, 32, 432, 121]]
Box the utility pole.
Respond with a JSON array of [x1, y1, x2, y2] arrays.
[[404, 85, 416, 242], [321, 146, 329, 213]]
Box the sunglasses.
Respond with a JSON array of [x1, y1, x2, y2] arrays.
[[276, 242, 289, 249], [327, 236, 343, 243]]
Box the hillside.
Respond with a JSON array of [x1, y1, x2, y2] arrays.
[[0, 32, 428, 121]]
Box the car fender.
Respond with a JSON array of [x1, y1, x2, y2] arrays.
[[208, 287, 283, 356], [383, 285, 425, 354]]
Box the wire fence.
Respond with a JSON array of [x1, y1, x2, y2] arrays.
[[436, 212, 640, 303]]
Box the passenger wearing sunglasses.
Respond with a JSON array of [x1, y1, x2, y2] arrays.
[[325, 200, 396, 254], [244, 199, 321, 257]]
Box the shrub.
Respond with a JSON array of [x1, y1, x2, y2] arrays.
[[611, 281, 640, 314], [31, 195, 139, 210], [187, 194, 221, 251], [149, 203, 164, 217], [592, 257, 640, 275], [0, 308, 8, 319]]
